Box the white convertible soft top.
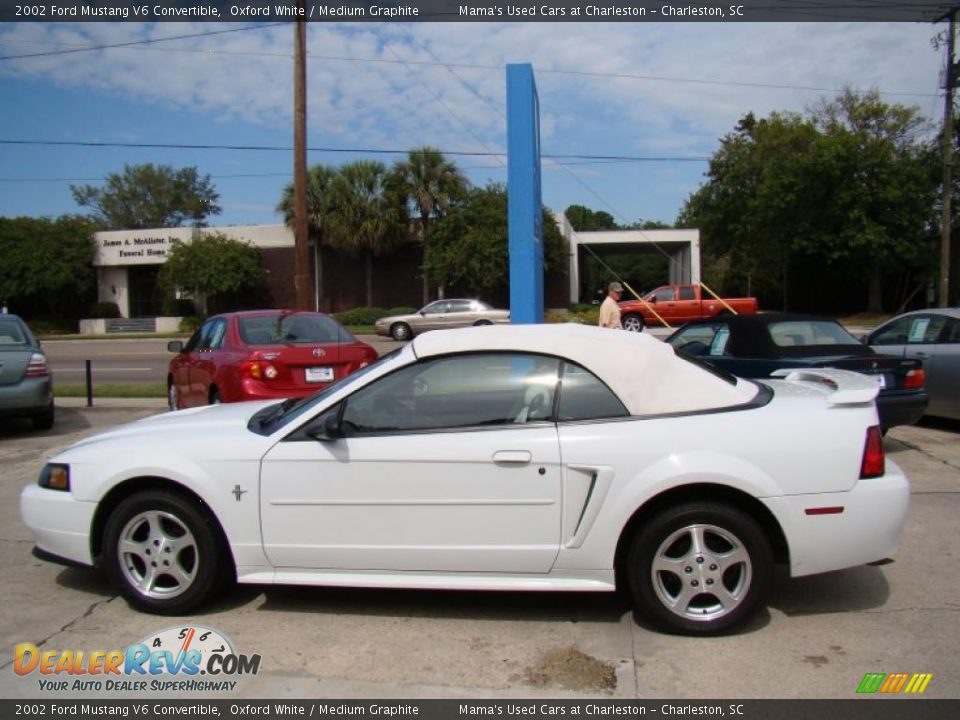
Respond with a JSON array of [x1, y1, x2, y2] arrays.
[[410, 323, 758, 416]]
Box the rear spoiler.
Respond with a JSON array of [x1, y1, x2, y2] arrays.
[[770, 368, 879, 406]]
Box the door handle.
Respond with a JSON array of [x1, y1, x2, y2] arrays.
[[492, 450, 532, 465]]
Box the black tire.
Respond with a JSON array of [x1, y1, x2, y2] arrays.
[[101, 490, 226, 615], [622, 314, 644, 333], [32, 402, 55, 431], [473, 320, 493, 327], [209, 388, 221, 405], [167, 380, 178, 412], [626, 502, 771, 635], [390, 323, 412, 341]]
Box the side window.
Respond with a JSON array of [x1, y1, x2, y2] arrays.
[[196, 319, 226, 351], [906, 315, 947, 344], [946, 319, 960, 343], [870, 317, 914, 346], [447, 300, 473, 313], [340, 353, 560, 434], [653, 287, 676, 302], [422, 301, 448, 315], [678, 286, 696, 301], [557, 362, 628, 422]]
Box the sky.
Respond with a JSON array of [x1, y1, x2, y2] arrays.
[[0, 20, 946, 230]]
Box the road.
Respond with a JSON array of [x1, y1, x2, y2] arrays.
[[42, 336, 406, 386], [0, 403, 957, 700]]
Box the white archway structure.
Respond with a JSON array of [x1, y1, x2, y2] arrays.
[[557, 214, 701, 304]]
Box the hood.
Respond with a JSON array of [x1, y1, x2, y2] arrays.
[[64, 400, 278, 453]]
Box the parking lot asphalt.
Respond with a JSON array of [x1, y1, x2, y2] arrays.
[[0, 404, 957, 700]]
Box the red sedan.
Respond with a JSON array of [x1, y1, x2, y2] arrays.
[[166, 310, 378, 410]]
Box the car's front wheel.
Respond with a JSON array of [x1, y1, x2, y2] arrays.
[[167, 380, 179, 411], [390, 323, 412, 341], [622, 314, 644, 332], [626, 502, 771, 634], [101, 491, 226, 615]]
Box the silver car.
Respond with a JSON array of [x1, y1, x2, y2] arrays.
[[867, 308, 960, 420], [374, 299, 510, 341], [0, 314, 54, 430]]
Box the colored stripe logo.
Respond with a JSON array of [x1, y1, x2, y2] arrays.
[[857, 673, 933, 694]]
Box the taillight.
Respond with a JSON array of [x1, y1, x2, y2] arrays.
[[24, 353, 50, 378], [860, 426, 885, 479], [904, 368, 925, 389], [240, 359, 283, 381]]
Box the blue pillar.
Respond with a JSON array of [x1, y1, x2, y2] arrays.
[[506, 64, 544, 324]]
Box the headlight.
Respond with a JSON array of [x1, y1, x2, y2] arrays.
[[38, 463, 70, 491]]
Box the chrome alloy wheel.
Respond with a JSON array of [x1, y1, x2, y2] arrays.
[[117, 510, 199, 600], [651, 522, 752, 623]]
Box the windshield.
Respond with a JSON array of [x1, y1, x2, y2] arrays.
[[252, 349, 406, 434]]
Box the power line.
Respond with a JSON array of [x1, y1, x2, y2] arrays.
[[0, 138, 710, 163]]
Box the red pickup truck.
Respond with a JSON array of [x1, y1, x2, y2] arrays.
[[618, 284, 759, 332]]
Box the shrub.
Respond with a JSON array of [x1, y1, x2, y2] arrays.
[[334, 307, 388, 326], [89, 301, 121, 319], [179, 316, 203, 334], [25, 317, 76, 336], [546, 308, 600, 325]]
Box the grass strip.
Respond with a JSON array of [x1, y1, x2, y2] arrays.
[[56, 384, 167, 398]]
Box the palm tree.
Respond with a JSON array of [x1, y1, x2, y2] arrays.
[[329, 161, 406, 307], [390, 147, 469, 302], [277, 165, 340, 310]]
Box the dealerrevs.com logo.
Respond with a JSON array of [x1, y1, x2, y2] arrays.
[[14, 625, 260, 693], [856, 672, 934, 695]]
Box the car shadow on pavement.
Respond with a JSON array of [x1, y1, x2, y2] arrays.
[[767, 564, 890, 617], [256, 585, 631, 624], [0, 406, 92, 438], [53, 566, 115, 600]]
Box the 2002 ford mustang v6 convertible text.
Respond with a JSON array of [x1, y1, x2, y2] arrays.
[[21, 324, 909, 634]]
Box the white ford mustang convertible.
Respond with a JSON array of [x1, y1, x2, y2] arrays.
[[22, 324, 909, 634]]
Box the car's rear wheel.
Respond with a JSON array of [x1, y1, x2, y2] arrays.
[[390, 323, 412, 341], [32, 402, 54, 430], [101, 491, 225, 615], [626, 502, 771, 634], [209, 388, 221, 405], [622, 314, 644, 333]]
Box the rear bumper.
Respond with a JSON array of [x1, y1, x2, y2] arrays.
[[0, 377, 52, 417], [877, 390, 928, 429], [762, 459, 910, 577], [236, 378, 328, 402]]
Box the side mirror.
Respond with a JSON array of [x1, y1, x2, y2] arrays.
[[308, 413, 343, 441], [167, 340, 184, 353]]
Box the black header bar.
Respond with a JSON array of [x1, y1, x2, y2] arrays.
[[0, 1, 953, 24]]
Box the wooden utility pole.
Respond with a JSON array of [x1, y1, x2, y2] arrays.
[[939, 9, 957, 308], [293, 7, 311, 311]]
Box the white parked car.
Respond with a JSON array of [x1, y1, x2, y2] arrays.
[[21, 324, 909, 634]]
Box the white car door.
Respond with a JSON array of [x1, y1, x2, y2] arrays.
[[259, 352, 563, 573]]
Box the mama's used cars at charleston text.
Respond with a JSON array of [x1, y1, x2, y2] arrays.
[[21, 324, 909, 634]]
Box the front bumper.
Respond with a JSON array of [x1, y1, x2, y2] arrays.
[[762, 459, 910, 578], [20, 485, 96, 567]]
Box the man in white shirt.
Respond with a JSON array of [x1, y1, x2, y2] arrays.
[[598, 281, 623, 329]]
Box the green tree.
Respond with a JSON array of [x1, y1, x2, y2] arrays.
[[678, 92, 937, 313], [71, 163, 221, 229], [277, 164, 340, 308], [0, 215, 98, 322], [158, 233, 265, 315], [390, 147, 470, 302], [564, 204, 619, 231], [427, 183, 565, 298], [329, 161, 407, 307]]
